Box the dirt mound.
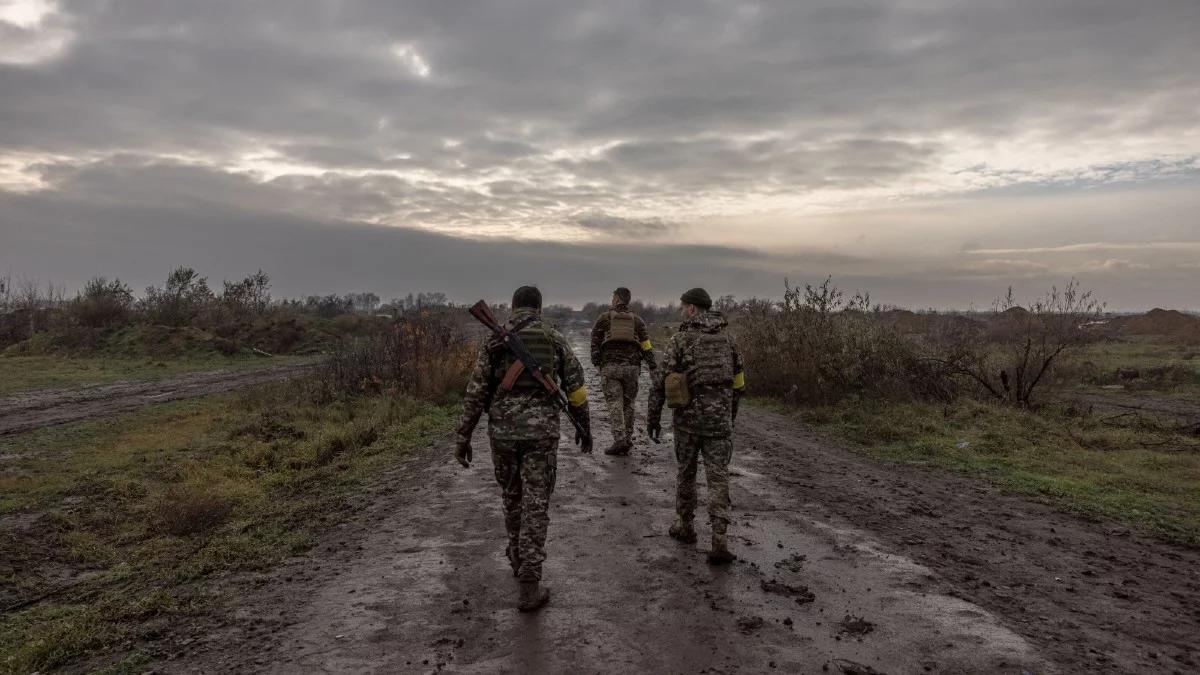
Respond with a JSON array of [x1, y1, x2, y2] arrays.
[[1112, 309, 1200, 341], [875, 310, 982, 336]]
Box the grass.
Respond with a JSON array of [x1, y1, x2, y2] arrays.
[[1055, 336, 1200, 397], [0, 354, 315, 396], [0, 383, 457, 674], [793, 397, 1200, 546]]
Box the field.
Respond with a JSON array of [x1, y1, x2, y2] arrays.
[[1, 383, 457, 674]]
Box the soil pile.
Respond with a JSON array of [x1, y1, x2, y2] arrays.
[[1113, 308, 1200, 341]]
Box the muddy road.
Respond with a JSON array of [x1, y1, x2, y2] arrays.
[[0, 363, 317, 436], [168, 332, 1200, 674]]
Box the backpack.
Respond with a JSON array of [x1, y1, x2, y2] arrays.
[[603, 310, 639, 345], [684, 331, 735, 387]]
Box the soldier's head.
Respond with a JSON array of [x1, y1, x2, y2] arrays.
[[679, 287, 712, 318], [612, 287, 631, 307], [512, 285, 542, 312]]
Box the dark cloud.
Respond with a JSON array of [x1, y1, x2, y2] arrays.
[[573, 214, 673, 238], [1, 0, 1199, 307]]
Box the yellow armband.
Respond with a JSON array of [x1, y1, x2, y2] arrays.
[[568, 386, 588, 406]]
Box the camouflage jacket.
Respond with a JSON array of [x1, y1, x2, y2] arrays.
[[457, 308, 589, 442], [590, 303, 657, 370], [648, 309, 745, 438]]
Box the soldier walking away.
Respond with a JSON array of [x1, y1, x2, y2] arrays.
[[648, 287, 746, 565], [455, 286, 593, 611], [590, 287, 657, 456]]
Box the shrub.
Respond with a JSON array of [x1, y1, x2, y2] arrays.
[[310, 309, 473, 403], [931, 280, 1104, 406], [143, 267, 214, 327], [735, 278, 956, 405], [71, 277, 135, 328]]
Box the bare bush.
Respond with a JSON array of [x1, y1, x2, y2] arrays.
[[932, 280, 1104, 407], [143, 266, 214, 326], [71, 277, 135, 328], [736, 278, 956, 405], [310, 309, 474, 403]]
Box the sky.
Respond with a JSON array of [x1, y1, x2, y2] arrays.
[[1, 0, 1198, 310]]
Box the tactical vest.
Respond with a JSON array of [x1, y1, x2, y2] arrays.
[[603, 310, 639, 345], [683, 331, 734, 387], [494, 319, 559, 390]]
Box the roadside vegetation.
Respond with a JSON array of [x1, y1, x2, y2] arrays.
[[0, 309, 473, 674], [0, 269, 462, 394], [730, 278, 1200, 547]]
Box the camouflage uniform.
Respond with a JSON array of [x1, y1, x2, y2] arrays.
[[648, 309, 745, 537], [590, 304, 656, 450], [457, 308, 589, 581]]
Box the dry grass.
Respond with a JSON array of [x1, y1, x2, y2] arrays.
[[0, 382, 457, 674]]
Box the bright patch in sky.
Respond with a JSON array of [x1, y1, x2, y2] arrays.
[[391, 42, 431, 79], [0, 0, 73, 64]]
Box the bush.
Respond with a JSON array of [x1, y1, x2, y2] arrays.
[[71, 277, 134, 328], [310, 309, 473, 403], [735, 278, 956, 405], [143, 267, 214, 327], [931, 280, 1104, 406]]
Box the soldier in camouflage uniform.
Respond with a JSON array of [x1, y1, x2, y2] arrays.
[[455, 286, 592, 611], [648, 287, 745, 564], [590, 287, 657, 455]]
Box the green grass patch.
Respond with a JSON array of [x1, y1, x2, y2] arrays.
[[1056, 336, 1200, 397], [0, 383, 456, 674], [0, 354, 315, 396], [793, 397, 1200, 546]]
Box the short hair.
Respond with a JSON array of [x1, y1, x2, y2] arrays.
[[613, 287, 631, 304], [512, 285, 542, 310]]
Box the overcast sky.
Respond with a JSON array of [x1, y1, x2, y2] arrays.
[[2, 0, 1198, 309]]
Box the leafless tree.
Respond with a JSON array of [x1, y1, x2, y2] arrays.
[[936, 279, 1104, 407]]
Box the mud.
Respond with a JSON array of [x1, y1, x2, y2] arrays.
[[155, 331, 1200, 673], [0, 364, 317, 436]]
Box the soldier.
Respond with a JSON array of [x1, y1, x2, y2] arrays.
[[455, 286, 592, 612], [590, 287, 657, 455], [647, 287, 746, 565]]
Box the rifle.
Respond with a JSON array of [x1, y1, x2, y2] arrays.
[[468, 300, 591, 444]]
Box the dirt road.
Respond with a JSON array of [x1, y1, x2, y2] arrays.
[[0, 364, 317, 436], [162, 333, 1200, 674]]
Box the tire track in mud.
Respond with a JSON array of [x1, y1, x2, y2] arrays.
[[0, 363, 318, 436], [172, 331, 1050, 674]]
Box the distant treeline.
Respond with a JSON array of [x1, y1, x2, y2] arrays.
[[0, 268, 464, 357]]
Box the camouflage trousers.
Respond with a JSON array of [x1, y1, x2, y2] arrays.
[[600, 364, 640, 447], [673, 429, 733, 535], [491, 437, 558, 581]]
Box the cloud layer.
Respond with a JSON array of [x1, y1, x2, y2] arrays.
[[2, 0, 1198, 308]]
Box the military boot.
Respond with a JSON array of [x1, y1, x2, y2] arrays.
[[604, 441, 625, 455], [517, 580, 550, 612], [707, 533, 736, 565], [668, 516, 697, 544]]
